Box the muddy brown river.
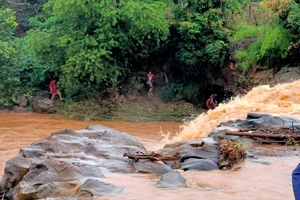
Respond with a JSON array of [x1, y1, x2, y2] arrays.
[[2, 80, 300, 199]]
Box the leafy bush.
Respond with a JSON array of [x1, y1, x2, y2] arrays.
[[161, 83, 184, 102], [162, 83, 201, 104], [182, 84, 201, 104], [232, 23, 265, 41], [235, 41, 261, 71], [234, 24, 290, 70]]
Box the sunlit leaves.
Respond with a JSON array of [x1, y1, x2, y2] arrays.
[[0, 7, 17, 58]]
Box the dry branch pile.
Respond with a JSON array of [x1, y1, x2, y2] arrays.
[[217, 139, 246, 170], [225, 127, 300, 145]]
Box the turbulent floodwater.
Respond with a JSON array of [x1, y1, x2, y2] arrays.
[[173, 80, 300, 141], [1, 80, 300, 199]]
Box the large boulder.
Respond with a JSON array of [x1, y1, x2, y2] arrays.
[[13, 106, 28, 113], [220, 113, 300, 132], [270, 70, 300, 86], [13, 95, 28, 107], [0, 125, 172, 199], [158, 140, 219, 171], [32, 96, 56, 114]]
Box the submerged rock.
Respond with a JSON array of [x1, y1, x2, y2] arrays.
[[155, 171, 186, 189]]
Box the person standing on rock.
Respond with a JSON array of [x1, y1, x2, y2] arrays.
[[147, 71, 154, 96], [49, 80, 64, 102]]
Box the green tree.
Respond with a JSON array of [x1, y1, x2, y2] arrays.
[[26, 0, 170, 99], [172, 0, 230, 84], [0, 7, 18, 106], [0, 8, 18, 58], [283, 0, 300, 64], [0, 0, 8, 7]]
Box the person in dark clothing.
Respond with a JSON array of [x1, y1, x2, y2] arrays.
[[206, 94, 218, 109], [293, 164, 300, 200]]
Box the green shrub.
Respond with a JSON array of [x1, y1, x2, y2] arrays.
[[232, 23, 265, 41], [161, 83, 184, 102], [182, 84, 201, 104]]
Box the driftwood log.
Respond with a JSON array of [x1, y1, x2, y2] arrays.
[[225, 127, 300, 145], [123, 151, 180, 162]]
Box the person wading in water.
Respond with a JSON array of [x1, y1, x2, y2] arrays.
[[206, 94, 218, 109], [147, 71, 154, 96], [49, 80, 64, 102]]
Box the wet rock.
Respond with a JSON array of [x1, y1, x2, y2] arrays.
[[270, 70, 300, 86], [181, 158, 219, 171], [158, 141, 219, 171], [13, 95, 28, 107], [180, 144, 219, 164], [245, 149, 260, 158], [133, 161, 172, 174], [158, 144, 193, 169], [0, 157, 32, 190], [220, 113, 300, 131], [13, 106, 27, 113], [209, 128, 232, 141], [0, 125, 171, 199], [32, 96, 56, 114], [250, 159, 270, 165], [155, 171, 186, 189], [74, 179, 122, 198]]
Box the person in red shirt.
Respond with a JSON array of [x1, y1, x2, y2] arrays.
[[147, 71, 154, 96], [49, 80, 64, 101]]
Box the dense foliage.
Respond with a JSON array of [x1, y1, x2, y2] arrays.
[[0, 0, 299, 107], [25, 0, 170, 99], [0, 7, 18, 106], [233, 0, 299, 71]]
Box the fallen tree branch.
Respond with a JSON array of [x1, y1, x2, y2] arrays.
[[226, 131, 300, 139], [123, 152, 180, 162], [225, 127, 300, 145]]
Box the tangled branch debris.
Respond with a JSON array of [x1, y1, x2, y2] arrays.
[[217, 139, 246, 170], [225, 127, 300, 145]]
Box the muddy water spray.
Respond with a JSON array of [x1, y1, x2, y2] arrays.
[[173, 80, 300, 141]]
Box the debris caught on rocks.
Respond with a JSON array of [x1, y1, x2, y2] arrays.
[[225, 127, 300, 145], [123, 151, 180, 162], [217, 139, 246, 170]]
